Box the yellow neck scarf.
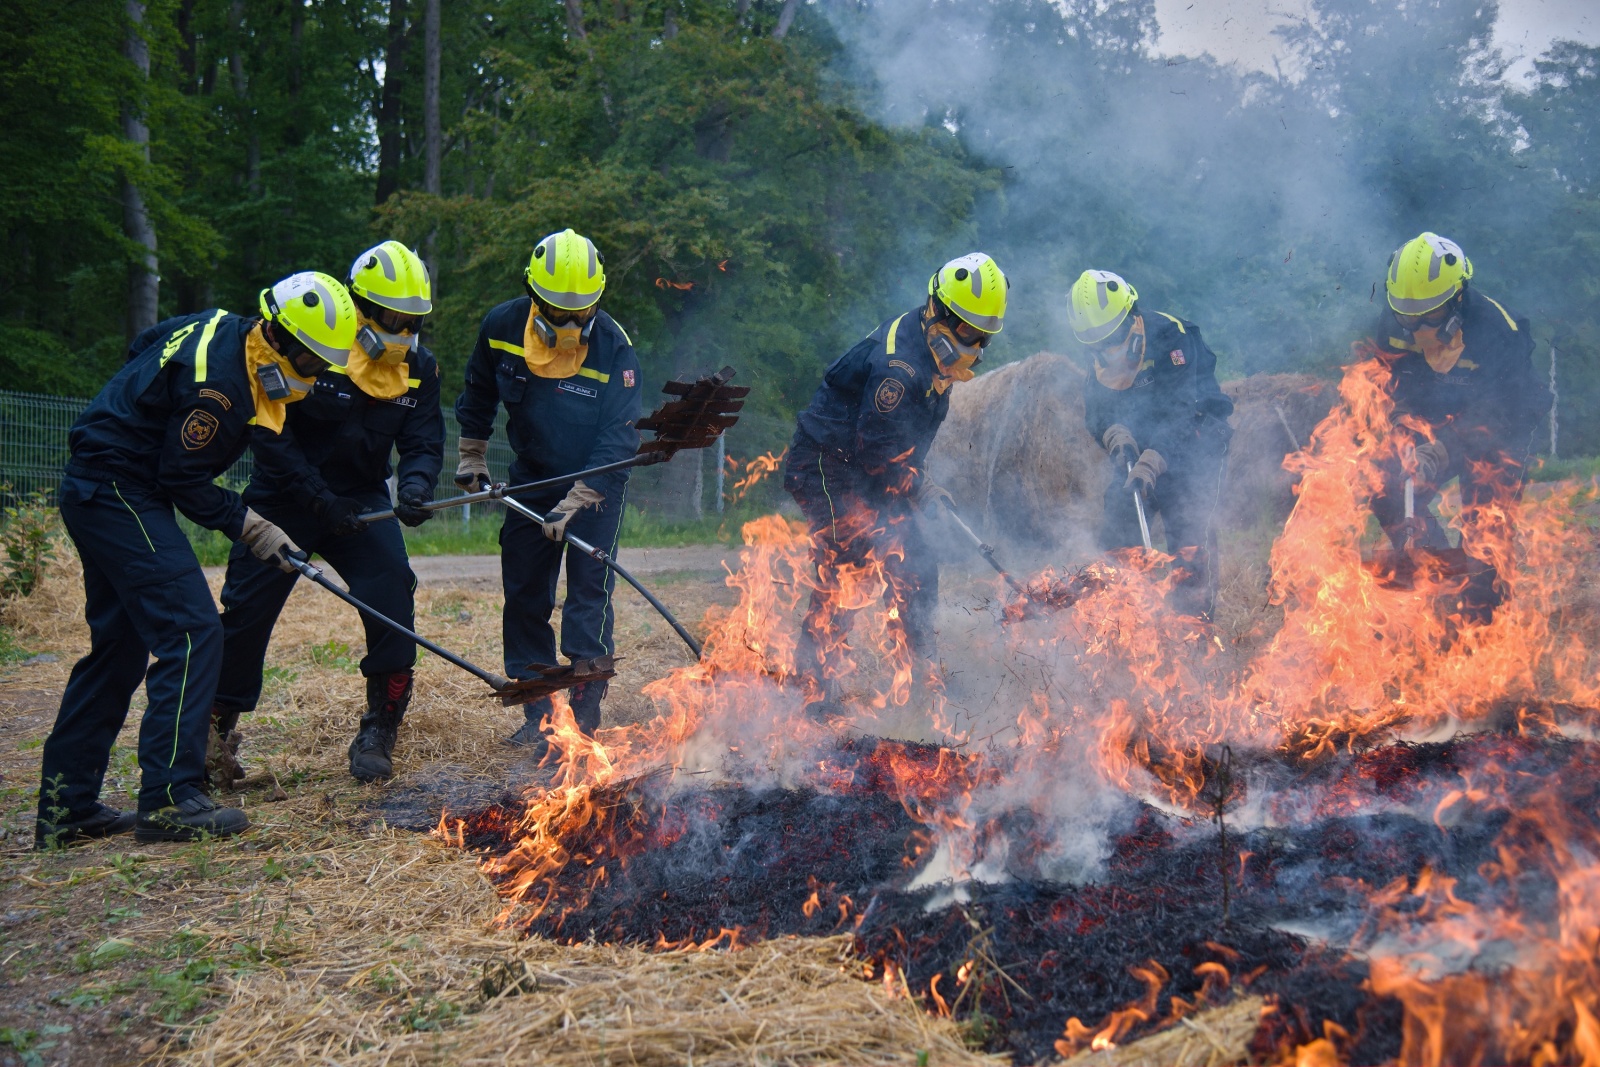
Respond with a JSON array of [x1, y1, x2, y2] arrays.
[[244, 324, 315, 433], [1094, 315, 1149, 391], [1416, 322, 1467, 374], [343, 343, 410, 400], [522, 304, 590, 379]]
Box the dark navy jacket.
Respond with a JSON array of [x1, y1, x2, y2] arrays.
[[1374, 287, 1543, 455], [454, 298, 642, 497], [1083, 310, 1234, 459], [67, 310, 260, 539], [246, 344, 445, 509], [793, 311, 948, 497]]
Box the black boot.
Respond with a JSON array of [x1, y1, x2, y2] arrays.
[[205, 703, 247, 792], [348, 670, 413, 783], [568, 681, 608, 736], [135, 795, 249, 843], [35, 802, 137, 850], [507, 696, 552, 756]]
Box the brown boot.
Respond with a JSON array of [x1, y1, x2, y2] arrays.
[[349, 670, 413, 783]]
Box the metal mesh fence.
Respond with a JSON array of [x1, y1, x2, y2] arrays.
[[0, 389, 520, 523]]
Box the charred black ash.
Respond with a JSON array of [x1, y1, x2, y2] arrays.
[[455, 732, 1600, 1065]]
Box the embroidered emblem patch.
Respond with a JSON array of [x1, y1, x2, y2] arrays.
[[558, 380, 599, 399], [874, 377, 906, 414], [1170, 349, 1186, 366], [622, 369, 636, 388], [888, 360, 917, 377], [180, 409, 220, 451], [198, 388, 232, 410]]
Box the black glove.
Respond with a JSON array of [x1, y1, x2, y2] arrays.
[[312, 493, 365, 537], [394, 486, 434, 528]]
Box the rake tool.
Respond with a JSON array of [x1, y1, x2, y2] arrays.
[[1129, 461, 1155, 552], [284, 555, 615, 705], [939, 500, 1027, 597], [360, 367, 749, 523], [497, 497, 705, 661]]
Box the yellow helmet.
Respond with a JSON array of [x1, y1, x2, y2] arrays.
[[258, 271, 359, 366], [1386, 232, 1473, 316], [928, 252, 1007, 334], [1066, 269, 1139, 344], [348, 240, 433, 315], [525, 228, 605, 311]]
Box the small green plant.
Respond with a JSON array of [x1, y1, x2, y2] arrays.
[[0, 487, 60, 599], [147, 959, 218, 1023], [310, 639, 357, 673], [37, 774, 69, 851], [0, 1024, 71, 1066], [401, 994, 462, 1032], [0, 624, 30, 666], [110, 853, 155, 893], [261, 664, 299, 688]]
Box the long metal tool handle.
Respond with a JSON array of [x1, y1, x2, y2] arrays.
[[499, 497, 705, 660], [286, 556, 511, 690], [1129, 462, 1154, 552], [359, 453, 664, 524], [1403, 476, 1416, 551], [940, 501, 1027, 596]]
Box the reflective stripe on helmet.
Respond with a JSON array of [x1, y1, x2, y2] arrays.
[[949, 307, 1004, 333], [529, 279, 602, 311], [1388, 290, 1456, 316]]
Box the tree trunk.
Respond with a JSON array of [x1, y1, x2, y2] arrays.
[[773, 0, 801, 39], [423, 0, 441, 196], [563, 0, 588, 39], [1549, 342, 1560, 459], [122, 0, 159, 337], [376, 0, 409, 206]]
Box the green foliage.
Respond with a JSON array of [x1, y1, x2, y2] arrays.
[[310, 638, 358, 673], [0, 487, 60, 600]]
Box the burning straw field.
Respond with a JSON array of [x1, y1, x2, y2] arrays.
[[5, 358, 1600, 1066]]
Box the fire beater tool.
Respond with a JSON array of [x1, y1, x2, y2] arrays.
[[284, 554, 615, 705], [1129, 461, 1155, 552], [496, 496, 705, 661], [939, 500, 1027, 597], [359, 367, 750, 523]]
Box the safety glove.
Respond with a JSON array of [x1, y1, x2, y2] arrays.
[[541, 480, 605, 542], [240, 509, 305, 574], [1125, 449, 1167, 498], [1413, 440, 1450, 488], [454, 438, 491, 491], [311, 493, 366, 537], [915, 477, 955, 518], [393, 485, 434, 527], [1102, 424, 1140, 469]]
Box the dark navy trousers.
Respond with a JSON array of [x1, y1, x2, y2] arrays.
[[499, 492, 623, 679], [40, 475, 221, 817], [215, 489, 416, 713]]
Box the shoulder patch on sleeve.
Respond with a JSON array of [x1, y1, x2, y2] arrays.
[[1169, 349, 1186, 366], [888, 359, 916, 377], [198, 388, 232, 410], [622, 368, 636, 387], [180, 409, 221, 451], [874, 376, 906, 414]]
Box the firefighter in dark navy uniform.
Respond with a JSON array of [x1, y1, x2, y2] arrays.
[[1368, 232, 1543, 622], [783, 253, 1010, 714], [1068, 269, 1234, 619], [36, 272, 359, 847], [213, 242, 445, 785], [454, 228, 642, 754]]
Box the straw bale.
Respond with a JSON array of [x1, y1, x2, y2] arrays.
[[928, 353, 1102, 553], [929, 355, 1335, 551], [1059, 996, 1266, 1067]]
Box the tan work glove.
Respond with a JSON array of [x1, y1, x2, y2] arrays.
[[915, 477, 955, 518], [1413, 440, 1449, 487], [541, 480, 605, 542], [1102, 424, 1139, 468], [454, 438, 491, 491], [239, 508, 303, 574], [1125, 449, 1167, 498]]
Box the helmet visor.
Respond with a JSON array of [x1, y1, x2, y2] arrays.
[[1394, 303, 1454, 330]]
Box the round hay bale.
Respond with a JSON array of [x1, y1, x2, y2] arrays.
[[928, 352, 1103, 551], [930, 355, 1336, 551], [1218, 373, 1335, 532]]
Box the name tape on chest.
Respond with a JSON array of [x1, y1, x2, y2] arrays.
[[181, 408, 221, 451], [376, 395, 418, 408], [559, 380, 599, 399]]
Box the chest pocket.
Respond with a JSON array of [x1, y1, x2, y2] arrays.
[[361, 397, 410, 437], [548, 376, 603, 427], [302, 381, 356, 423], [495, 360, 529, 405]]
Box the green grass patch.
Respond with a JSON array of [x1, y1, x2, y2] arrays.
[[0, 624, 30, 666], [1530, 455, 1600, 483], [398, 499, 780, 555]]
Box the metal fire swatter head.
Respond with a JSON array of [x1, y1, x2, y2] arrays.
[[494, 655, 619, 706], [634, 366, 748, 459]]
